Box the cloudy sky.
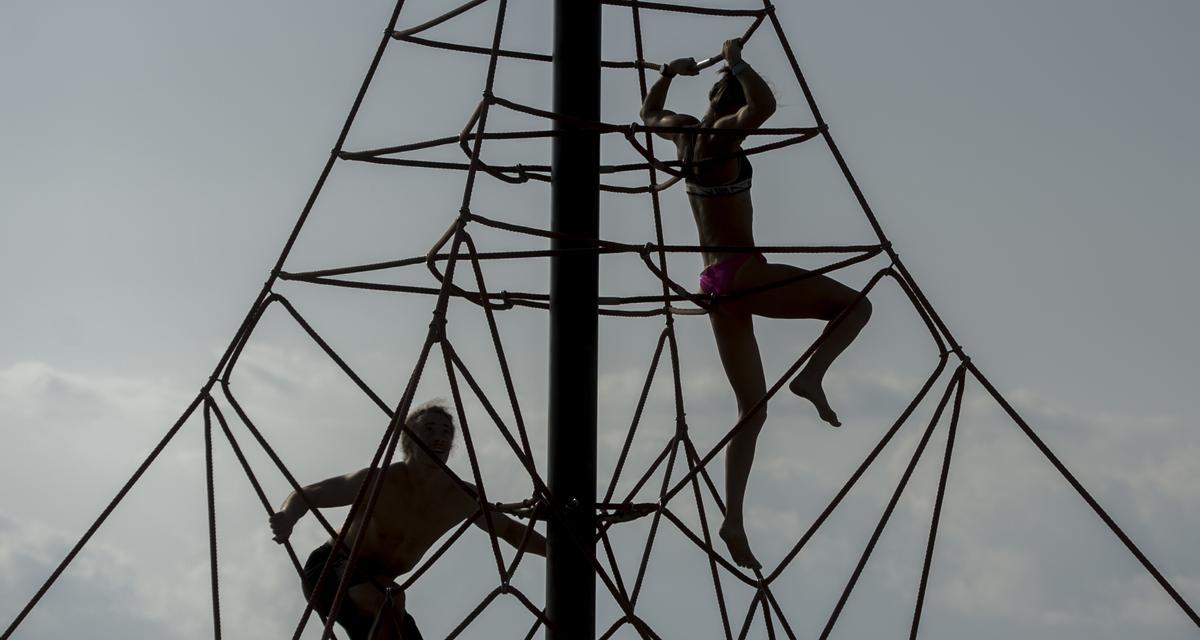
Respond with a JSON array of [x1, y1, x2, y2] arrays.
[[2, 0, 1198, 638]]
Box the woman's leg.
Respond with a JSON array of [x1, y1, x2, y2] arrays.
[[729, 259, 872, 427], [708, 308, 768, 570]]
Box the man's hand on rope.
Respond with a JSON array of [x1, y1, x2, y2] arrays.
[[269, 509, 299, 543]]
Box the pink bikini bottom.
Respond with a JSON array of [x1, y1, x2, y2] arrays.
[[699, 252, 766, 296]]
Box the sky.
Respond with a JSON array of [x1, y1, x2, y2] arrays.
[[1, 0, 1198, 638]]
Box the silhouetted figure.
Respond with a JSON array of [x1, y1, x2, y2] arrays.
[[640, 39, 872, 570], [270, 401, 547, 639]]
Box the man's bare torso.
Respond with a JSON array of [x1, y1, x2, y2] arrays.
[[340, 461, 476, 578]]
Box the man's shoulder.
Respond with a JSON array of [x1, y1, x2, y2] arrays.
[[382, 460, 412, 484]]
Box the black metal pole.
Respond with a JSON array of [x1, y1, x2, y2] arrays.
[[546, 0, 600, 638]]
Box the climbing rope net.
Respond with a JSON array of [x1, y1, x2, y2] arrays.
[[5, 0, 1198, 639]]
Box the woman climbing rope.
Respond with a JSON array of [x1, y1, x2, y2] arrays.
[[640, 38, 872, 570]]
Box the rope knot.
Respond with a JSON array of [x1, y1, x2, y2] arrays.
[[497, 290, 514, 310], [950, 346, 971, 364], [428, 311, 448, 338]]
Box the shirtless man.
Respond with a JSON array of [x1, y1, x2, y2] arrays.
[[269, 400, 547, 640]]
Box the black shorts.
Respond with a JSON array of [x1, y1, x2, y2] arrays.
[[301, 543, 423, 640]]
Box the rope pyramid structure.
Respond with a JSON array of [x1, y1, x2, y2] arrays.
[[4, 0, 1198, 638]]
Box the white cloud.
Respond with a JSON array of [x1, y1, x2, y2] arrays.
[[0, 511, 192, 640], [0, 360, 188, 431]]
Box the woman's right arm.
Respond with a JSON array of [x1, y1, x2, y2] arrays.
[[720, 39, 776, 129], [269, 468, 371, 542], [639, 71, 674, 123]]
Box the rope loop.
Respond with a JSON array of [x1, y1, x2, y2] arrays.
[[497, 290, 515, 310]]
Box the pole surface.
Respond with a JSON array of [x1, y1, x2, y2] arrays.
[[546, 0, 600, 638]]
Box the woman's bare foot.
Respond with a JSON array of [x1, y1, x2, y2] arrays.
[[719, 519, 761, 571], [789, 373, 840, 427]]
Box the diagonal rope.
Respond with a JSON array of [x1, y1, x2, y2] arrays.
[[819, 366, 965, 639], [910, 366, 967, 639]]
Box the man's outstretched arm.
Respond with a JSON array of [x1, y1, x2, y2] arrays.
[[269, 467, 372, 543], [474, 512, 547, 557]]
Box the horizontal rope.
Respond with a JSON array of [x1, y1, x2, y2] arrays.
[[280, 248, 883, 321], [602, 0, 768, 17], [345, 130, 555, 159], [343, 129, 818, 169], [491, 94, 820, 137], [341, 134, 821, 198], [394, 33, 666, 70], [282, 243, 880, 279]]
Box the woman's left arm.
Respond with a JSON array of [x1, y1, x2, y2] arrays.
[[721, 39, 776, 129]]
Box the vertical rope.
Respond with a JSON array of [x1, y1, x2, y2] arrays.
[[910, 370, 966, 638], [202, 399, 223, 640], [819, 367, 965, 639]]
